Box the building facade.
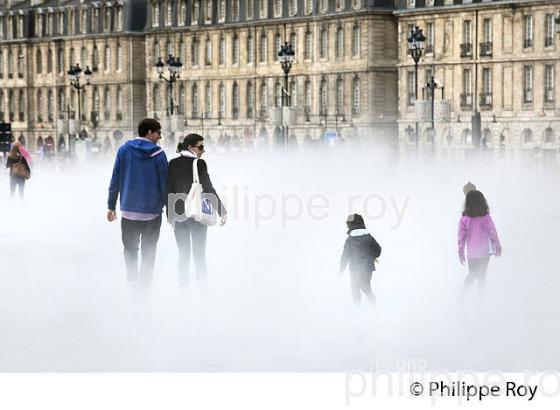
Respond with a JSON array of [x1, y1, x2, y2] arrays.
[[0, 0, 399, 152], [396, 0, 560, 161], [0, 0, 148, 152]]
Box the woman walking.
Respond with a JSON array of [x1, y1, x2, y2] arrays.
[[167, 133, 227, 287], [458, 190, 502, 299], [5, 142, 31, 199]]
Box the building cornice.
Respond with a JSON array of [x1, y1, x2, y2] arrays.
[[394, 0, 560, 17]]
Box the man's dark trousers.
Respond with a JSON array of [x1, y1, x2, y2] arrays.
[[121, 215, 162, 286]]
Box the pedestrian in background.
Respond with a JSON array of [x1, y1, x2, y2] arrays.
[[458, 189, 502, 299], [5, 142, 31, 199], [339, 214, 382, 307]]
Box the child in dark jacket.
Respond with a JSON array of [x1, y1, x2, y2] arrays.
[[339, 214, 382, 306]]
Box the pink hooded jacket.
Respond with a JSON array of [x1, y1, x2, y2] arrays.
[[458, 213, 502, 260]]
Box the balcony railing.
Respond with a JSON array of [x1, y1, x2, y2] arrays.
[[460, 43, 472, 57], [479, 92, 492, 108], [545, 37, 554, 47], [460, 93, 473, 108], [480, 42, 492, 57], [523, 89, 533, 103], [545, 88, 555, 103], [523, 38, 533, 48]]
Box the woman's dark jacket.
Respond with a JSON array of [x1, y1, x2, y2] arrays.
[[166, 155, 226, 218], [339, 230, 382, 274], [5, 154, 30, 178]]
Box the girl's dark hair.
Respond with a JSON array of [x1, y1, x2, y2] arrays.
[[346, 213, 366, 234], [177, 133, 204, 153], [463, 190, 490, 217]]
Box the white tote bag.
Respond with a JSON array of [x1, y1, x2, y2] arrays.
[[184, 158, 219, 226]]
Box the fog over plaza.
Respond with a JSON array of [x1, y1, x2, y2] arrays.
[[1, 138, 559, 371]]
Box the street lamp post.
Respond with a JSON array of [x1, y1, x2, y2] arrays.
[[67, 63, 93, 147], [155, 54, 183, 117], [407, 26, 425, 145], [278, 38, 295, 150]]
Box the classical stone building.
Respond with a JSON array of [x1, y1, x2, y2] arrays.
[[0, 0, 399, 152], [0, 0, 148, 152], [396, 0, 560, 161], [145, 0, 398, 147]]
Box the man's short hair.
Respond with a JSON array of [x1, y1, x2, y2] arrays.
[[138, 118, 161, 137]]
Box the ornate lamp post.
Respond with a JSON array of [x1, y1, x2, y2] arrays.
[[278, 39, 295, 149], [407, 26, 425, 145], [67, 63, 92, 124], [155, 54, 183, 116]]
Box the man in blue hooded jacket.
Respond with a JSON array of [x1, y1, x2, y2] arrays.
[[107, 118, 168, 288]]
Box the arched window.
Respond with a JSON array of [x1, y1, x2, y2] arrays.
[[36, 49, 42, 74], [352, 76, 360, 114], [37, 90, 45, 122], [153, 83, 160, 114], [81, 46, 87, 68], [274, 0, 282, 17], [290, 32, 297, 55], [336, 77, 344, 114], [47, 89, 54, 121], [260, 80, 267, 113], [192, 82, 199, 116], [191, 37, 199, 66], [152, 1, 160, 27], [247, 34, 254, 64], [305, 0, 313, 14], [153, 38, 160, 64], [17, 47, 24, 78], [336, 26, 344, 58], [320, 28, 328, 59], [274, 81, 282, 107], [191, 0, 200, 25], [522, 128, 533, 144], [232, 35, 239, 65], [179, 1, 187, 26], [57, 48, 65, 73], [58, 88, 65, 113], [205, 36, 212, 66], [352, 24, 361, 56], [18, 89, 25, 121], [259, 32, 267, 63], [304, 30, 312, 60], [275, 33, 282, 57], [47, 48, 53, 73], [104, 6, 111, 31], [544, 127, 555, 144], [219, 36, 226, 65], [117, 86, 124, 119], [319, 77, 328, 114], [290, 0, 297, 16], [8, 89, 14, 120], [92, 46, 99, 71], [116, 43, 122, 71], [232, 81, 239, 119], [218, 83, 225, 117], [205, 0, 213, 23], [92, 86, 100, 114], [290, 81, 296, 107], [104, 45, 111, 72], [115, 6, 123, 30], [247, 81, 254, 118], [104, 86, 111, 119], [304, 79, 312, 113], [179, 83, 185, 115], [247, 0, 254, 19], [70, 48, 75, 67], [232, 0, 239, 20], [179, 38, 185, 64], [165, 1, 173, 26], [81, 8, 88, 34], [218, 0, 226, 22], [205, 83, 212, 116]]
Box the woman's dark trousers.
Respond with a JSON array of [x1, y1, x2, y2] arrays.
[[174, 218, 208, 286]]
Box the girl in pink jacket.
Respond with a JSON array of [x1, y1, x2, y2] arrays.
[[458, 190, 502, 296]]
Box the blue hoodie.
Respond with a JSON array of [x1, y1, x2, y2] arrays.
[[107, 138, 168, 214]]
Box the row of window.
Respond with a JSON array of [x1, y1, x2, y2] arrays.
[[406, 64, 557, 107], [414, 11, 559, 59], [152, 76, 362, 119], [0, 5, 124, 40], [152, 0, 363, 27], [0, 86, 126, 123], [153, 26, 362, 68]]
